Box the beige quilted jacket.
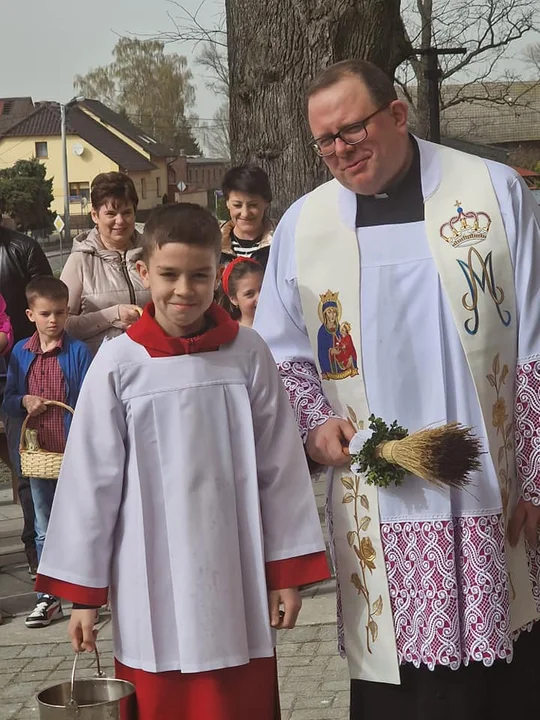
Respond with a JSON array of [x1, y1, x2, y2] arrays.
[[60, 228, 151, 355]]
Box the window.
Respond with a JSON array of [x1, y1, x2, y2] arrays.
[[156, 176, 161, 198], [35, 142, 48, 159], [69, 181, 90, 202], [141, 178, 147, 199]]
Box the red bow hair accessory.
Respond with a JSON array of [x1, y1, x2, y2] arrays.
[[221, 257, 261, 297]]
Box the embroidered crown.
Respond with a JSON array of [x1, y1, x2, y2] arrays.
[[440, 201, 491, 248], [320, 290, 339, 306]]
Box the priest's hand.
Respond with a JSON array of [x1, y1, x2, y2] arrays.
[[306, 418, 355, 467], [69, 609, 99, 653], [268, 588, 302, 629], [508, 498, 540, 548]]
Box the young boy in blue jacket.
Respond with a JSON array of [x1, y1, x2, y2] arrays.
[[3, 276, 92, 628]]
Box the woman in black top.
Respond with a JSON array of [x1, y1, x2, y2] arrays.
[[220, 165, 273, 269]]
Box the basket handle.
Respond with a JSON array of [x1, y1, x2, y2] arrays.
[[19, 400, 75, 452]]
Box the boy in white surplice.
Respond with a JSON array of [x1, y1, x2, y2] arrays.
[[36, 203, 329, 720]]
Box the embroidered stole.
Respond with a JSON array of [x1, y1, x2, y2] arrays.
[[294, 147, 538, 685]]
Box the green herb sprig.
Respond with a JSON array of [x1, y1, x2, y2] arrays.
[[350, 414, 409, 488]]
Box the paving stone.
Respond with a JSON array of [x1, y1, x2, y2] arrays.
[[292, 692, 335, 710], [290, 709, 348, 720], [17, 644, 59, 659], [320, 679, 350, 693], [1, 703, 24, 720], [0, 671, 18, 689], [332, 690, 350, 708], [0, 646, 22, 660], [20, 658, 66, 675], [277, 641, 319, 656], [1, 680, 44, 701], [3, 659, 31, 672], [278, 691, 296, 710]]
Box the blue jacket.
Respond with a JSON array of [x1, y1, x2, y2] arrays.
[[2, 332, 92, 438]]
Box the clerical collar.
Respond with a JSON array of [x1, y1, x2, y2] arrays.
[[355, 136, 424, 228]]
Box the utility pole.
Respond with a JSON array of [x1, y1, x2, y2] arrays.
[[411, 47, 466, 143], [60, 102, 69, 265], [59, 96, 84, 264]]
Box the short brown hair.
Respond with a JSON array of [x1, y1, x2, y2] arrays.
[[142, 203, 221, 262], [306, 59, 397, 108], [91, 172, 139, 211], [26, 276, 69, 307]]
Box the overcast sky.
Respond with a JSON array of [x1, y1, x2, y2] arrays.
[[0, 0, 224, 122]]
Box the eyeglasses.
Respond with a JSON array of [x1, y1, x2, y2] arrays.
[[308, 103, 391, 157]]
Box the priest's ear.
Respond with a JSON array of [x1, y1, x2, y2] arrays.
[[136, 260, 150, 289], [389, 100, 409, 132]]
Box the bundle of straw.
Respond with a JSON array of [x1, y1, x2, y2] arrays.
[[374, 422, 482, 488]]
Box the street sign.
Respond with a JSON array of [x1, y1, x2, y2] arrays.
[[177, 181, 187, 192], [53, 215, 65, 233]]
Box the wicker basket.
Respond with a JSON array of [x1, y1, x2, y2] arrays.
[[19, 400, 74, 480]]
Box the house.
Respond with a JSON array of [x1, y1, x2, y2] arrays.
[[169, 155, 230, 207], [0, 98, 175, 226], [406, 81, 540, 168], [0, 97, 34, 135]]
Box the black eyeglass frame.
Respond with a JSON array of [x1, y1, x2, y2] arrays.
[[308, 102, 392, 157]]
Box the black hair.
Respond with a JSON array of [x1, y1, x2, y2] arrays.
[[222, 165, 272, 204], [26, 276, 69, 307], [142, 203, 221, 262]]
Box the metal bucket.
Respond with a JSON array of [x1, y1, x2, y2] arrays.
[[36, 647, 136, 719]]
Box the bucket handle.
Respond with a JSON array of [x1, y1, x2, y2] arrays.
[[68, 646, 106, 710]]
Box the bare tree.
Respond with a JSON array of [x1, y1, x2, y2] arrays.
[[524, 41, 540, 74], [398, 0, 538, 138], [200, 101, 230, 157], [157, 1, 229, 95]]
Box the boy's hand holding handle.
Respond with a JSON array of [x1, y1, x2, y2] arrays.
[[269, 588, 302, 629], [69, 609, 99, 653], [22, 395, 47, 417]]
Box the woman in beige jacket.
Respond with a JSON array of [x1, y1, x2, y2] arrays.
[[61, 172, 151, 355]]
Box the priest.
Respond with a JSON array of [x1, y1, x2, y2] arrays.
[[254, 59, 540, 719]]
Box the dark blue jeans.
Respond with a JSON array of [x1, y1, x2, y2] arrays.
[[29, 477, 57, 600]]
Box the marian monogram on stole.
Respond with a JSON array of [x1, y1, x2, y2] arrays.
[[440, 201, 511, 335]]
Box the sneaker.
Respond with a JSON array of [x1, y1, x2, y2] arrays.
[[25, 596, 63, 628], [28, 565, 37, 581]]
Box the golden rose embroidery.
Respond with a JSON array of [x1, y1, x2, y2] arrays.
[[342, 475, 382, 653], [487, 353, 512, 516]]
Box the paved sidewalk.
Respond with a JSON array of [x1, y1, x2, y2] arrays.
[[0, 477, 350, 720]]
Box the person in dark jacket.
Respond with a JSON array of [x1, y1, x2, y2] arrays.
[[0, 220, 52, 579], [220, 165, 273, 269], [0, 223, 53, 344]]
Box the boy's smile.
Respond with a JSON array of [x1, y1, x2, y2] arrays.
[[138, 243, 221, 337]]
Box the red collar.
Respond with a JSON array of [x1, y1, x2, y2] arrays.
[[127, 302, 239, 357]]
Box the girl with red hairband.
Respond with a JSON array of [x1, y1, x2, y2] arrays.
[[220, 257, 264, 327]]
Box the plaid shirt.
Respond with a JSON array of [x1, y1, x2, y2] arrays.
[[24, 332, 67, 453]]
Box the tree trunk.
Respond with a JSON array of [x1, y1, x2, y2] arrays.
[[226, 0, 410, 219]]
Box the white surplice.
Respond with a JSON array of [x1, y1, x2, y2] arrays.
[[38, 327, 326, 673], [254, 138, 540, 669]]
